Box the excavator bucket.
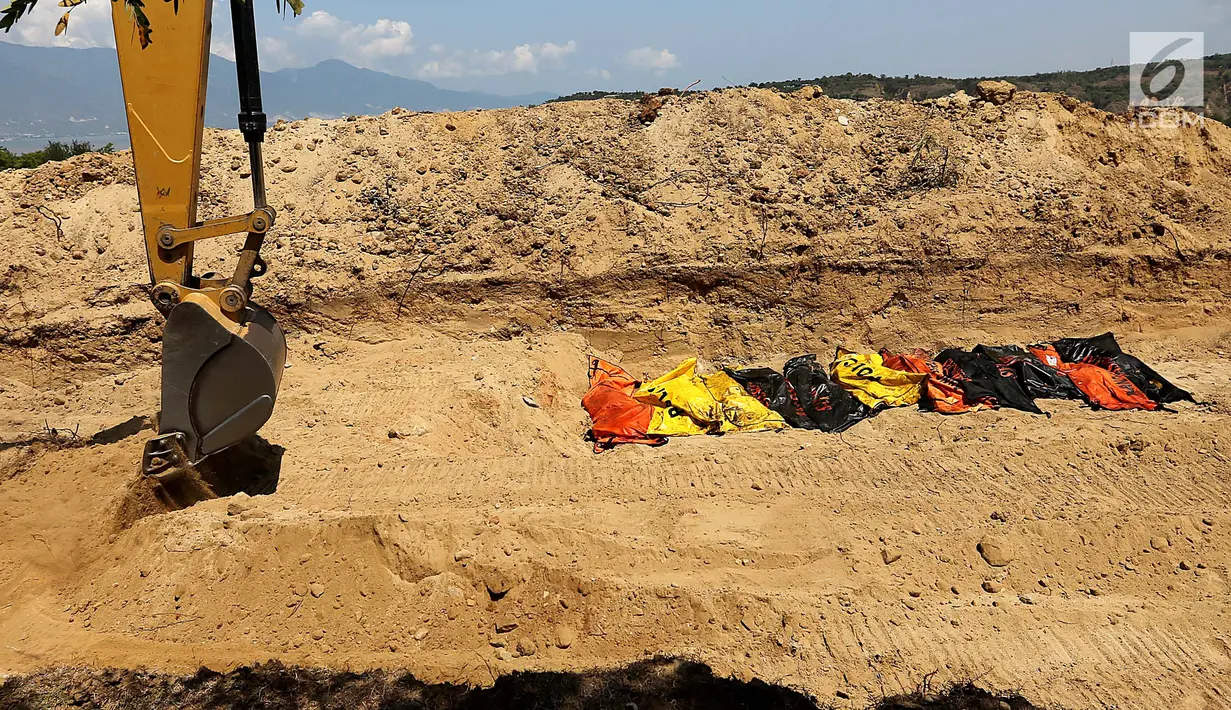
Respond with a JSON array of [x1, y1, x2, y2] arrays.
[[142, 296, 286, 506], [140, 298, 285, 507]]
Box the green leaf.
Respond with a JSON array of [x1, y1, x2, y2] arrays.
[[276, 0, 304, 16], [1, 0, 42, 33]]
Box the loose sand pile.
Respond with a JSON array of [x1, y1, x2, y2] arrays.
[[1, 88, 1230, 708]]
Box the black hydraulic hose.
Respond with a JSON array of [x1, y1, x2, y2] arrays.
[[231, 0, 266, 147], [229, 0, 271, 300]]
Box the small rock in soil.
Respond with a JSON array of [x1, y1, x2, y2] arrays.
[[978, 535, 1014, 567], [226, 497, 253, 516], [479, 565, 516, 597]]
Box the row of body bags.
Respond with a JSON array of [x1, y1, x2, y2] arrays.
[[582, 333, 1195, 451]]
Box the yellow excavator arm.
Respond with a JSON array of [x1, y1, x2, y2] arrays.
[[112, 0, 286, 494]]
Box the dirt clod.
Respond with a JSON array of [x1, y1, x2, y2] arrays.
[[977, 80, 1017, 105], [634, 94, 665, 124], [516, 637, 538, 657], [977, 536, 1014, 567], [226, 497, 252, 516]]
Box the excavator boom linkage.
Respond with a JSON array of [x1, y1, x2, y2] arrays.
[[112, 0, 286, 499]]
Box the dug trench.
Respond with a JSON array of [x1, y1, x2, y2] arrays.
[[1, 88, 1230, 708]]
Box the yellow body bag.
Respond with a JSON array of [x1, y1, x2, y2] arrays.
[[637, 359, 787, 436], [829, 349, 926, 409]]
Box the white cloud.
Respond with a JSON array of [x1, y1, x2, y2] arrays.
[[417, 40, 576, 79], [210, 4, 235, 61], [479, 44, 539, 75], [212, 38, 236, 61], [3, 0, 115, 49], [288, 11, 413, 70], [259, 36, 296, 67], [539, 41, 576, 62], [624, 47, 679, 73], [587, 68, 612, 80], [417, 58, 467, 79]]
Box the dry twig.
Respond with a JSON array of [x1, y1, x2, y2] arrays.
[[134, 616, 202, 633], [34, 205, 70, 251], [395, 255, 446, 318]]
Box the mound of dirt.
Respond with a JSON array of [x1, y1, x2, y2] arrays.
[[3, 87, 1228, 379], [1, 90, 1230, 710]]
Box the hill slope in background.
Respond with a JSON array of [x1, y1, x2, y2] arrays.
[[0, 42, 554, 145], [553, 54, 1231, 123]]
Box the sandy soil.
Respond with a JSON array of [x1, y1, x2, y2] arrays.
[[1, 87, 1230, 709]]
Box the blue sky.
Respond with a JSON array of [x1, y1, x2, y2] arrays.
[[5, 0, 1231, 95]]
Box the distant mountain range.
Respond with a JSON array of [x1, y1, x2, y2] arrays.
[[0, 41, 556, 147]]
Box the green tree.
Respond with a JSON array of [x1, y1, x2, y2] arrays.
[[42, 141, 72, 163], [0, 140, 113, 171]]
